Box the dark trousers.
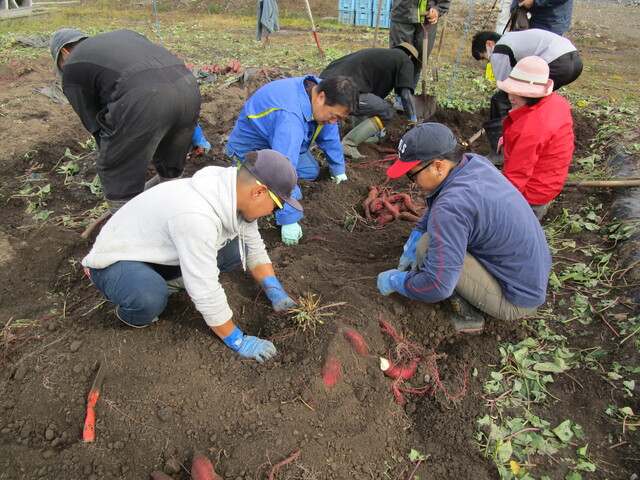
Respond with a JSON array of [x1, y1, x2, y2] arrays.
[[97, 73, 201, 201], [357, 93, 395, 123], [548, 51, 584, 90]]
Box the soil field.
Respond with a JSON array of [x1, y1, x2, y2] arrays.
[[0, 1, 639, 479]]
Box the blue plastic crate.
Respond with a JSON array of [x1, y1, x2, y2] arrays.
[[339, 0, 355, 11], [338, 9, 355, 25], [355, 0, 372, 11], [355, 9, 372, 26], [371, 0, 391, 28], [371, 0, 391, 12], [372, 11, 391, 28]]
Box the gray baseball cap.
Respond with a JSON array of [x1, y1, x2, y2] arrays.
[[50, 28, 88, 76], [387, 123, 459, 178], [243, 150, 303, 212]]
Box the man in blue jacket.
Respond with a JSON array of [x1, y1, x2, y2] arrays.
[[511, 0, 573, 36], [226, 75, 359, 245], [377, 123, 551, 333]]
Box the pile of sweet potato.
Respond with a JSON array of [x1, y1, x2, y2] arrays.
[[363, 186, 425, 226]]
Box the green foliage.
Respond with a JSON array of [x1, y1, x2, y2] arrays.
[[477, 413, 589, 480], [79, 175, 103, 196], [483, 336, 577, 408]]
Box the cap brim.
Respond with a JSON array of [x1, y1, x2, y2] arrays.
[[283, 196, 303, 212], [497, 78, 554, 98], [386, 159, 421, 179]]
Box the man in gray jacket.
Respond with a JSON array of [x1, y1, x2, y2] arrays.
[[82, 150, 300, 363]]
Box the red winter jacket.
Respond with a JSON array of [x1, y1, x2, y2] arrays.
[[502, 93, 574, 206]]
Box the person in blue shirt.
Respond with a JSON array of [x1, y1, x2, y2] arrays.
[[226, 75, 359, 246], [377, 123, 551, 333]]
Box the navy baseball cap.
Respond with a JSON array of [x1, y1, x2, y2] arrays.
[[243, 150, 303, 212], [387, 123, 459, 178]]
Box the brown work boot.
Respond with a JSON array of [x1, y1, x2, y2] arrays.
[[448, 293, 486, 334]]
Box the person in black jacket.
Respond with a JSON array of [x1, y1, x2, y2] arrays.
[[320, 43, 419, 158], [50, 28, 202, 213]]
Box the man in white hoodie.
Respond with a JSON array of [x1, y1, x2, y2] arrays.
[[82, 150, 301, 363]]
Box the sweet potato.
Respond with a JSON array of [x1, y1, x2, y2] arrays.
[[376, 213, 394, 226], [363, 186, 379, 220], [322, 356, 341, 387], [399, 193, 421, 216], [398, 211, 421, 222], [191, 452, 223, 480], [382, 200, 400, 219], [344, 330, 369, 357], [379, 357, 418, 380], [369, 198, 384, 213]]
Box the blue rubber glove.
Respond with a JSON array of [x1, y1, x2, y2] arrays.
[[192, 125, 211, 153], [331, 173, 348, 185], [398, 230, 423, 272], [377, 269, 408, 296], [221, 326, 276, 363], [281, 222, 303, 246], [261, 276, 295, 312]]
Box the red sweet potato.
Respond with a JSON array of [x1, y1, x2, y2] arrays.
[[382, 200, 400, 219], [379, 357, 418, 380], [386, 194, 406, 204], [400, 194, 421, 216], [363, 186, 379, 220], [376, 213, 394, 226], [344, 330, 369, 357], [191, 452, 223, 480], [369, 198, 384, 213], [322, 356, 341, 387], [398, 211, 421, 222]]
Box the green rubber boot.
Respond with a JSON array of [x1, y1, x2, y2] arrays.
[[341, 116, 383, 159], [106, 199, 128, 214]]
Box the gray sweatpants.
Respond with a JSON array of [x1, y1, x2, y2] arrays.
[[416, 233, 536, 320]]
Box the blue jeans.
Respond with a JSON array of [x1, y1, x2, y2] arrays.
[[87, 238, 243, 327]]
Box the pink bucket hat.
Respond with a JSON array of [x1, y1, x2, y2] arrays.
[[497, 56, 554, 98]]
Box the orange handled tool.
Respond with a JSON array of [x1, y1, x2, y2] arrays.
[[83, 362, 106, 443]]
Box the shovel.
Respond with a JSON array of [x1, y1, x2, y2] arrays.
[[303, 0, 325, 58], [432, 15, 447, 82], [414, 20, 437, 121]]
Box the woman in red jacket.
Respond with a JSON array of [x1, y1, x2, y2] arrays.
[[497, 55, 574, 220]]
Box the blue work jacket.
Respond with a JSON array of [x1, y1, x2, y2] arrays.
[[404, 154, 551, 308], [226, 75, 345, 176]]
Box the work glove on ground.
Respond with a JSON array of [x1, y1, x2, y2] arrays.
[[221, 326, 276, 363], [281, 222, 303, 246], [377, 269, 409, 296], [261, 276, 295, 312], [331, 173, 348, 184], [398, 230, 423, 271], [191, 125, 211, 153]]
